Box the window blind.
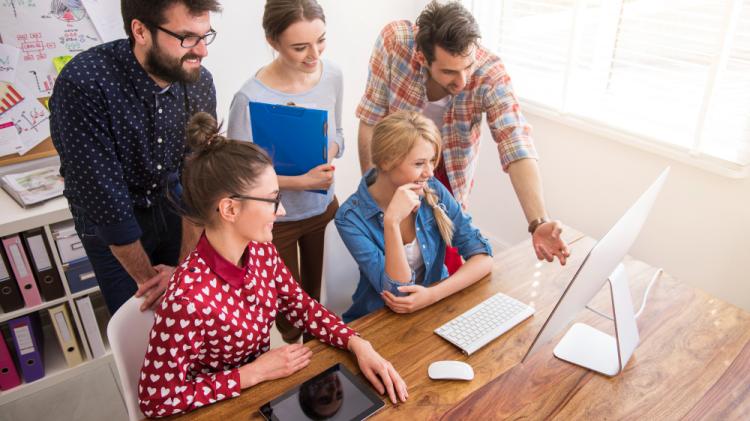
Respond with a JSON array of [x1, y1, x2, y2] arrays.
[[468, 0, 750, 169]]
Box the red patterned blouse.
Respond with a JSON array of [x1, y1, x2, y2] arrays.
[[138, 234, 356, 418]]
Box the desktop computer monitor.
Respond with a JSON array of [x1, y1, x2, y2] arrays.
[[522, 167, 670, 376]]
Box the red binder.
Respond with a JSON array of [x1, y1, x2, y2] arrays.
[[0, 333, 21, 390], [2, 235, 43, 307]]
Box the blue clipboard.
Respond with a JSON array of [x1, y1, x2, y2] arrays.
[[249, 101, 328, 194]]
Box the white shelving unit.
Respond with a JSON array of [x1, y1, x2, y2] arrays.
[[0, 188, 121, 415]]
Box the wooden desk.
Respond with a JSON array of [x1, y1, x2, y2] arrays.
[[166, 229, 750, 420]]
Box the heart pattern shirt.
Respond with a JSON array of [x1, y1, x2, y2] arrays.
[[138, 234, 356, 418]]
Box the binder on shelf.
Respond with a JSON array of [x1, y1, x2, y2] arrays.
[[2, 235, 43, 307], [0, 248, 25, 312], [48, 304, 83, 367], [22, 228, 65, 301], [0, 333, 21, 390], [75, 296, 106, 359], [63, 257, 98, 294], [51, 221, 87, 264], [7, 314, 44, 383]]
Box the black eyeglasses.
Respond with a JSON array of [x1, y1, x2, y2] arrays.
[[229, 193, 282, 213], [155, 25, 217, 48]]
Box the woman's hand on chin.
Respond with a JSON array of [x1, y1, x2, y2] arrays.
[[384, 183, 421, 225]]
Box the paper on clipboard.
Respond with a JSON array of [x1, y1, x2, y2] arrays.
[[249, 101, 328, 194]]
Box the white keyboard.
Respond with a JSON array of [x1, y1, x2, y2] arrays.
[[435, 292, 535, 355]]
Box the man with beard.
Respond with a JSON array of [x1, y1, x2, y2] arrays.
[[49, 0, 221, 313], [356, 1, 570, 269]]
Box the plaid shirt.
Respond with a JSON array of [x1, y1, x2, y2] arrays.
[[356, 21, 537, 204]]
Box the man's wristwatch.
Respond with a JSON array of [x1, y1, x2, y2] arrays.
[[528, 217, 549, 234]]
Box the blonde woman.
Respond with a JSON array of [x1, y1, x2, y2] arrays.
[[335, 111, 493, 322]]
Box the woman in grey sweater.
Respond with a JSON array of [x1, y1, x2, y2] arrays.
[[227, 0, 344, 344]]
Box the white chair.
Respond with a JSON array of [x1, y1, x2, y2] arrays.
[[320, 220, 359, 317], [107, 296, 153, 421]]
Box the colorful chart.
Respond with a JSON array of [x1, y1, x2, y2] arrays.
[[0, 82, 24, 114]]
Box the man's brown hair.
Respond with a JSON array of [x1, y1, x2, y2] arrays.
[[415, 1, 481, 64], [121, 0, 222, 40]]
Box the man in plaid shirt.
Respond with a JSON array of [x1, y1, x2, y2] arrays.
[[356, 1, 569, 266]]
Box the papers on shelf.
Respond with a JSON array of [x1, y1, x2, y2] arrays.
[[1, 165, 63, 207]]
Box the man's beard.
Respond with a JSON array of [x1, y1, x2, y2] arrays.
[[145, 39, 201, 84], [426, 70, 457, 97]]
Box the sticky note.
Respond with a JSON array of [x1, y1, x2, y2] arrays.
[[53, 56, 73, 74]]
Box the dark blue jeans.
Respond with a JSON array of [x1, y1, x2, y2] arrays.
[[70, 199, 182, 314]]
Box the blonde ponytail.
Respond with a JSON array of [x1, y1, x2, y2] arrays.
[[423, 186, 454, 247]]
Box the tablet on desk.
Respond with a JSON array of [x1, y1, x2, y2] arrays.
[[259, 363, 384, 421]]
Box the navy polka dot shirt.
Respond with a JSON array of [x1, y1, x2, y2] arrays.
[[50, 39, 216, 246]]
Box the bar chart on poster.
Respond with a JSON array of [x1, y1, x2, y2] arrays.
[[0, 0, 124, 163]]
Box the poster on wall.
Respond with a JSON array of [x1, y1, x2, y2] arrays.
[[0, 0, 125, 158], [2, 81, 51, 154], [0, 43, 20, 82], [80, 0, 126, 43], [0, 0, 103, 99]]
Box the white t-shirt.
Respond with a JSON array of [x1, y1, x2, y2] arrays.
[[404, 237, 425, 283], [422, 95, 451, 132]]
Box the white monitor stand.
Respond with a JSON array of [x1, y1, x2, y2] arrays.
[[552, 263, 638, 376], [523, 167, 669, 376]]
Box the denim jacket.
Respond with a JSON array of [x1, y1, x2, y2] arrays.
[[335, 170, 493, 322]]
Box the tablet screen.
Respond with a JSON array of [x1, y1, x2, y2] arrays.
[[259, 363, 384, 421]]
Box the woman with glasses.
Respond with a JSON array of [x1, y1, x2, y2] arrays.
[[227, 0, 343, 345], [138, 112, 407, 418]]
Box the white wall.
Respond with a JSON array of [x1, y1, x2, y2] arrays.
[[203, 0, 428, 198], [203, 1, 749, 312], [470, 112, 750, 312]]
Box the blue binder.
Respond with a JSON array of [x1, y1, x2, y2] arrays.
[[8, 313, 45, 383], [249, 101, 328, 194]]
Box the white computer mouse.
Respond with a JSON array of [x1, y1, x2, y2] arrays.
[[428, 360, 474, 381]]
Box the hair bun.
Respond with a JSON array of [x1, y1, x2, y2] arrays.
[[187, 112, 225, 152]]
